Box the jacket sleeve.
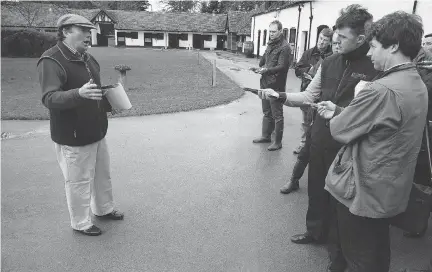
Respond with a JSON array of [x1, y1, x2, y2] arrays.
[[279, 66, 322, 107], [266, 45, 291, 74], [329, 85, 401, 144], [294, 50, 311, 77], [38, 58, 86, 110]]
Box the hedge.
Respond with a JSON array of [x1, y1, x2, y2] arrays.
[[1, 29, 57, 58]]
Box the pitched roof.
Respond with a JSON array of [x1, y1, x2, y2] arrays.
[[251, 1, 309, 17], [1, 5, 228, 33], [227, 11, 254, 35], [112, 10, 227, 33]]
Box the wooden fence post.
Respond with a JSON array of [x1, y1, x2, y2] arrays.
[[212, 59, 216, 87]]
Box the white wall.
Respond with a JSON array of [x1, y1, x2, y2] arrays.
[[153, 32, 166, 47], [203, 34, 218, 49], [253, 0, 432, 60], [91, 29, 97, 46], [125, 31, 144, 46]]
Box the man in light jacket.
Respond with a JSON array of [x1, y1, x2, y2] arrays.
[[317, 11, 427, 271]]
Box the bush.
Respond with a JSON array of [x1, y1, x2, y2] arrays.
[[1, 29, 57, 58]]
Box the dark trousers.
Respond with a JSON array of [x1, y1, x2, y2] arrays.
[[328, 197, 391, 272], [305, 145, 338, 240], [291, 128, 311, 181], [261, 98, 284, 139]]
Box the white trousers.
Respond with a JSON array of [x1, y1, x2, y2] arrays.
[[55, 138, 114, 230], [300, 107, 313, 145]]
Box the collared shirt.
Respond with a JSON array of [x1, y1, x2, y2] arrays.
[[62, 41, 88, 60]]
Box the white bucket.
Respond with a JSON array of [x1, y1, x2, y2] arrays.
[[101, 83, 132, 110]]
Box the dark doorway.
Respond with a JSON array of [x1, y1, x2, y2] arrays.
[[97, 33, 108, 46], [193, 34, 204, 49], [97, 23, 114, 47], [316, 24, 329, 45], [168, 33, 179, 48], [144, 33, 153, 47], [216, 35, 225, 50], [257, 30, 261, 58]]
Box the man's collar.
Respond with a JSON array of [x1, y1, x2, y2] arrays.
[[57, 41, 87, 62], [343, 42, 370, 61]]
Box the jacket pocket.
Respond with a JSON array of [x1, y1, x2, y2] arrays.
[[326, 147, 356, 199]]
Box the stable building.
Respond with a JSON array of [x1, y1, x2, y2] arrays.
[[252, 0, 432, 61], [112, 11, 227, 49], [1, 5, 251, 51]]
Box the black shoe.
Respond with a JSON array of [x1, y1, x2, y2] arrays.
[[253, 137, 271, 143], [280, 180, 299, 194], [74, 225, 102, 236], [291, 232, 325, 244], [95, 210, 124, 220]]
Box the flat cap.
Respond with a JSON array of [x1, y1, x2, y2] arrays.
[[56, 14, 96, 29]]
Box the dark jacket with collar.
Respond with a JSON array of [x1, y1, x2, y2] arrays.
[[295, 46, 332, 92], [310, 42, 379, 150], [259, 36, 291, 92], [37, 42, 112, 146]]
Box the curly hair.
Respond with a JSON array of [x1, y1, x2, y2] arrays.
[[335, 4, 373, 35], [368, 11, 423, 59]]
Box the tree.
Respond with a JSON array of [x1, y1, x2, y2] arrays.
[[1, 1, 44, 27], [160, 0, 199, 12]]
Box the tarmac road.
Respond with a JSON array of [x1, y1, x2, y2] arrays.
[[1, 51, 431, 272]]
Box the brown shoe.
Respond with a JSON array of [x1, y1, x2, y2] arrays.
[[96, 210, 124, 220], [74, 225, 102, 236], [253, 137, 271, 143]]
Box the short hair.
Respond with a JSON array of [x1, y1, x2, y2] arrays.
[[368, 11, 423, 59], [425, 33, 432, 38], [57, 25, 72, 41], [320, 28, 333, 39], [335, 4, 373, 35], [270, 20, 282, 30]]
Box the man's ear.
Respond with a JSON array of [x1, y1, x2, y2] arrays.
[[357, 34, 366, 45], [390, 43, 399, 54]]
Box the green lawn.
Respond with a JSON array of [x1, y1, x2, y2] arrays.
[[1, 47, 244, 120]]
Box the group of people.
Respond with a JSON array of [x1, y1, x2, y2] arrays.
[[252, 4, 432, 272], [36, 4, 432, 272]]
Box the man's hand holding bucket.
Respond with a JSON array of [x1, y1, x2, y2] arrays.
[[79, 79, 103, 100]]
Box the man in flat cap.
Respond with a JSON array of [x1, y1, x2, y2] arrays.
[[37, 14, 124, 236]]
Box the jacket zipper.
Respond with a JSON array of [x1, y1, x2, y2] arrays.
[[84, 61, 100, 110], [334, 60, 351, 100]]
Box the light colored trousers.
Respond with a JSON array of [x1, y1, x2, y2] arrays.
[[300, 107, 313, 145], [55, 138, 114, 230]]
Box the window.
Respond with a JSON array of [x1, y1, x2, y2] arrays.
[[202, 35, 212, 41], [179, 33, 188, 40], [117, 32, 138, 39], [129, 32, 138, 39], [263, 30, 267, 45], [153, 33, 164, 40], [283, 28, 288, 40], [289, 28, 296, 43]]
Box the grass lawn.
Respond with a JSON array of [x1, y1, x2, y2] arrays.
[[1, 47, 244, 120]]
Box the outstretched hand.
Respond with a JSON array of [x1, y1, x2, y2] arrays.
[[257, 88, 279, 100], [317, 101, 336, 119]]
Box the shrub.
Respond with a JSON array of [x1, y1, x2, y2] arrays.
[[1, 29, 57, 58]]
